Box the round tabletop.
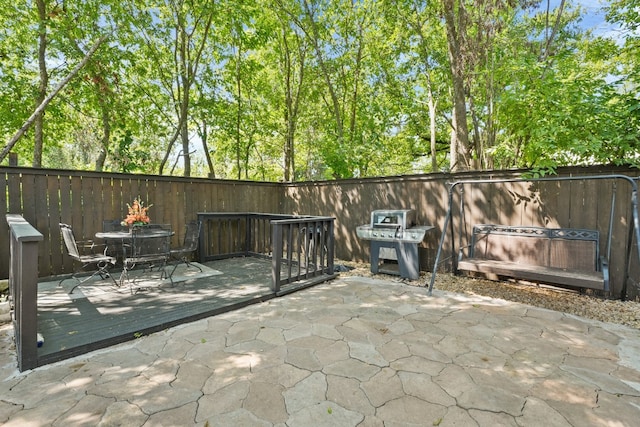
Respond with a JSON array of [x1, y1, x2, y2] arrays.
[[95, 229, 174, 239]]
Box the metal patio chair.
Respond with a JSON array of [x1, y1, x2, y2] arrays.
[[121, 224, 173, 292], [169, 220, 202, 278], [102, 219, 127, 258], [102, 219, 126, 232], [59, 223, 118, 294]]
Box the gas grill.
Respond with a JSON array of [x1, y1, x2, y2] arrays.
[[356, 209, 434, 280]]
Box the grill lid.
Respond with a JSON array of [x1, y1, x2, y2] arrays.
[[356, 209, 432, 243], [371, 209, 415, 230]]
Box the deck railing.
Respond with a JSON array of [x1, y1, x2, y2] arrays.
[[6, 214, 43, 371], [197, 212, 336, 294]]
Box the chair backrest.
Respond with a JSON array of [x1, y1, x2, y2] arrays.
[[131, 224, 172, 258], [182, 221, 202, 251], [60, 223, 81, 261], [103, 219, 125, 232]]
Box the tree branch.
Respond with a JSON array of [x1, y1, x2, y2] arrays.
[[0, 34, 109, 163]]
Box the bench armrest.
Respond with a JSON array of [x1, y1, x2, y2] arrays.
[[458, 244, 473, 262], [599, 256, 610, 293]]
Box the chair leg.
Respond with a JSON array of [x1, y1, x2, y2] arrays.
[[169, 257, 202, 279], [185, 259, 203, 272], [66, 262, 119, 294], [153, 258, 174, 287], [119, 267, 132, 294]]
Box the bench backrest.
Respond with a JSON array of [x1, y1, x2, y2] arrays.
[[469, 225, 599, 271]]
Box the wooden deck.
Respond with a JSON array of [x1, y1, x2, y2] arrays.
[[36, 257, 329, 367]]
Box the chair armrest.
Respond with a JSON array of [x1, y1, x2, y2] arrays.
[[76, 239, 109, 255]]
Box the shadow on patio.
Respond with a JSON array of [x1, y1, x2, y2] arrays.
[[36, 257, 317, 366]]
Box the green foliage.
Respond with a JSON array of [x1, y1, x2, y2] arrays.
[[0, 0, 638, 178]]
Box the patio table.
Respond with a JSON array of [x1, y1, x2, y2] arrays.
[[95, 229, 174, 240], [97, 227, 175, 290], [95, 228, 175, 262]]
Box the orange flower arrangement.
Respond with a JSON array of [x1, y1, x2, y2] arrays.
[[121, 197, 152, 226]]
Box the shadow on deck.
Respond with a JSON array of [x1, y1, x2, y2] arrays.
[[36, 257, 334, 367]]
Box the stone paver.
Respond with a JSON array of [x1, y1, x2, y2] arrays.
[[1, 276, 640, 426]]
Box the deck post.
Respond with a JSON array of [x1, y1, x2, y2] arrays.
[[6, 214, 43, 371], [271, 221, 283, 293], [327, 219, 335, 275]]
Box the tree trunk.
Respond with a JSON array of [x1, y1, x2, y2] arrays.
[[283, 27, 294, 182], [180, 74, 191, 177], [235, 45, 243, 180], [442, 0, 470, 171], [33, 0, 48, 168], [429, 89, 438, 172], [95, 99, 110, 171], [197, 119, 215, 178], [280, 15, 306, 182], [158, 5, 213, 176], [303, 0, 343, 139]]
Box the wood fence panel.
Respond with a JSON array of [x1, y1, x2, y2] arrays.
[[0, 172, 8, 278], [474, 182, 492, 226], [21, 174, 36, 225], [82, 175, 98, 240], [168, 180, 183, 244], [94, 176, 106, 232], [7, 170, 21, 214], [538, 181, 561, 227], [153, 178, 166, 224], [611, 179, 633, 289], [584, 178, 599, 229], [32, 175, 49, 276], [125, 177, 142, 208], [511, 181, 529, 226], [220, 183, 230, 211], [2, 165, 639, 298], [46, 174, 61, 274], [417, 179, 445, 269], [0, 172, 7, 219], [185, 181, 199, 221], [36, 174, 59, 275], [70, 175, 84, 244], [555, 180, 572, 229], [211, 181, 223, 210], [100, 177, 115, 223], [206, 179, 217, 212], [169, 182, 184, 231], [58, 174, 73, 274], [595, 179, 615, 262], [113, 177, 126, 220], [567, 179, 587, 228]]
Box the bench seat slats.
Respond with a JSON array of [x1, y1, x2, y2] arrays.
[[457, 259, 605, 290], [457, 224, 609, 292]]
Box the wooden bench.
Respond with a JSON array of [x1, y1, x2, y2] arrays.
[[456, 224, 609, 292]]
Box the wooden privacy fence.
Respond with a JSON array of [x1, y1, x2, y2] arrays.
[[426, 175, 640, 298], [3, 165, 640, 299], [0, 167, 281, 279], [281, 166, 640, 300]]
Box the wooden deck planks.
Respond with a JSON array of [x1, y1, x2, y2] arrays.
[[35, 258, 303, 367]]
